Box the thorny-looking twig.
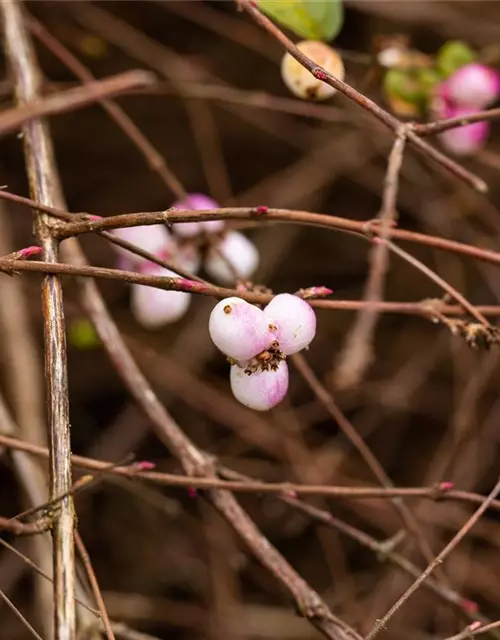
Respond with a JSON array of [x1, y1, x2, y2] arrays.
[[2, 2, 76, 637]]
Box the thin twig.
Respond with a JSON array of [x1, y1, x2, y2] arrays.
[[54, 207, 500, 270], [334, 127, 408, 389], [2, 2, 76, 637], [416, 107, 500, 136], [365, 473, 500, 640], [75, 532, 115, 640], [0, 69, 155, 137], [0, 588, 44, 640], [2, 433, 500, 510]]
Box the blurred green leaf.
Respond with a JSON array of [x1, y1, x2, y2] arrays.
[[259, 0, 343, 41], [68, 318, 100, 350], [437, 40, 476, 78]]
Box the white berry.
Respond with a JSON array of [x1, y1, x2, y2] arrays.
[[130, 265, 190, 328], [281, 41, 344, 101], [209, 297, 273, 361], [230, 361, 289, 411], [112, 225, 175, 266], [205, 231, 259, 285], [264, 293, 316, 355]]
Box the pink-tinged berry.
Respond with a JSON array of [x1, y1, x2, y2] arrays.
[[230, 360, 289, 411], [281, 41, 344, 101], [209, 297, 273, 361], [174, 242, 201, 274], [264, 293, 316, 355], [443, 63, 500, 109], [131, 264, 191, 328], [438, 105, 489, 156], [171, 193, 225, 236], [112, 225, 175, 265], [205, 231, 259, 285]]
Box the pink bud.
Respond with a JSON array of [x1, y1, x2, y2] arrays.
[[438, 105, 489, 156], [443, 63, 500, 109], [187, 487, 198, 498], [135, 461, 156, 471], [209, 297, 274, 361], [130, 264, 191, 328], [264, 293, 317, 355], [230, 360, 289, 411], [18, 246, 42, 259], [461, 599, 479, 613], [439, 481, 455, 491]]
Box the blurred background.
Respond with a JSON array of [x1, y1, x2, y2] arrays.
[[1, 2, 500, 639]]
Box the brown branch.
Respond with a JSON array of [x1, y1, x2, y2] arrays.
[[239, 0, 488, 194], [334, 127, 408, 389], [1, 2, 76, 637], [55, 207, 500, 270], [0, 68, 155, 137], [1, 432, 500, 510], [444, 620, 500, 640], [2, 258, 495, 328], [75, 532, 115, 640], [365, 473, 500, 640], [0, 513, 52, 535], [0, 588, 44, 640], [416, 106, 500, 136]]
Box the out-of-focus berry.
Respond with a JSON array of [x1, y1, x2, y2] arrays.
[[281, 40, 344, 101], [442, 63, 500, 108], [130, 264, 190, 328], [438, 104, 489, 156], [205, 231, 259, 285], [171, 193, 225, 237], [112, 225, 175, 267]]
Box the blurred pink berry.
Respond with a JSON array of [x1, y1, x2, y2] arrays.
[[209, 297, 273, 361], [174, 243, 201, 274], [230, 361, 289, 411], [112, 225, 175, 266], [443, 63, 500, 109], [205, 231, 259, 285], [171, 193, 224, 237], [438, 105, 489, 156], [131, 264, 191, 329], [264, 294, 317, 355]]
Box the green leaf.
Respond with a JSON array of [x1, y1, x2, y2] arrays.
[[68, 318, 101, 350], [436, 40, 476, 78], [259, 0, 344, 41]]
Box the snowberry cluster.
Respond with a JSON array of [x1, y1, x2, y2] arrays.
[[112, 193, 259, 329], [281, 40, 344, 102], [435, 63, 500, 156], [209, 294, 317, 411]]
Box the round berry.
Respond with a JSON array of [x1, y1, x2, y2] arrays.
[[230, 361, 289, 411], [443, 63, 500, 109], [264, 294, 316, 355], [281, 41, 344, 101], [112, 225, 175, 265], [205, 231, 259, 285], [130, 265, 191, 328], [438, 105, 489, 156], [209, 297, 273, 361], [171, 193, 224, 237]]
